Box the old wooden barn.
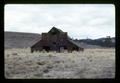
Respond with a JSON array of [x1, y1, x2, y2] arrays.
[[31, 27, 84, 53]]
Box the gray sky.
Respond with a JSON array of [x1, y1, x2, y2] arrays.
[[5, 4, 115, 39]]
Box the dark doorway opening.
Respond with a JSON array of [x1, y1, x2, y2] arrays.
[[72, 47, 79, 51], [64, 46, 67, 49], [42, 46, 50, 52], [53, 42, 56, 45]]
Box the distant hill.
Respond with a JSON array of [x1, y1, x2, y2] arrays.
[[72, 42, 103, 49], [4, 31, 41, 49], [74, 37, 115, 48]]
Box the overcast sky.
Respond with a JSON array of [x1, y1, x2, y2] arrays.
[[5, 4, 115, 39]]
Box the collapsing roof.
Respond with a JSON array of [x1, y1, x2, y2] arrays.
[[31, 27, 84, 52]]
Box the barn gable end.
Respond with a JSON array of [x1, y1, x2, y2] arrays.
[[31, 27, 84, 52]]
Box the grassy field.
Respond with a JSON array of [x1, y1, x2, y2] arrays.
[[4, 48, 115, 79]]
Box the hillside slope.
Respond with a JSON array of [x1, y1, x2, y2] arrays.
[[4, 31, 41, 49]]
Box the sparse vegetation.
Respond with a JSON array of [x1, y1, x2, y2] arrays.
[[5, 48, 115, 79]]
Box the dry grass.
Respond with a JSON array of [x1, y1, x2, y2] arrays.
[[4, 48, 115, 79]]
